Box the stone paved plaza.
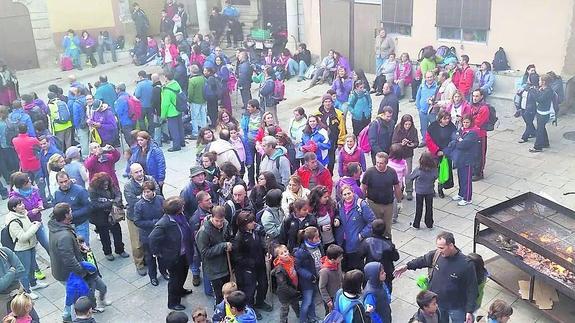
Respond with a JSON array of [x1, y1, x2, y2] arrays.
[[1, 57, 574, 322]]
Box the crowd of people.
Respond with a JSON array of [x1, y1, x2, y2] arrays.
[[0, 0, 559, 321]]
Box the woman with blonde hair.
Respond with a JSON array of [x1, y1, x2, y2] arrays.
[[2, 292, 35, 323]]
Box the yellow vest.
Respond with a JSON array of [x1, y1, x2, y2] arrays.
[[49, 99, 72, 133]]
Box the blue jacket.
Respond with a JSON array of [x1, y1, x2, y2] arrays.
[[348, 89, 372, 121], [62, 35, 81, 57], [128, 142, 166, 182], [237, 61, 253, 88], [180, 181, 218, 218], [475, 70, 494, 95], [40, 144, 62, 178], [335, 196, 374, 253], [94, 82, 117, 107], [65, 261, 96, 306], [363, 262, 392, 323], [368, 117, 394, 155], [72, 95, 87, 129], [415, 81, 438, 113], [53, 184, 91, 225], [447, 128, 480, 167], [301, 128, 331, 166], [8, 109, 35, 137], [294, 242, 324, 291], [114, 92, 134, 126], [133, 194, 165, 244], [134, 79, 153, 108]]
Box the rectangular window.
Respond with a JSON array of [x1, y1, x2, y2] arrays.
[[381, 0, 413, 36], [436, 0, 491, 43]]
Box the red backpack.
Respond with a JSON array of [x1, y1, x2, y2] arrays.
[[127, 95, 143, 122], [358, 120, 380, 153]]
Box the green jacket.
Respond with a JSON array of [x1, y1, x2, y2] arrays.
[[48, 99, 72, 133], [161, 80, 182, 119], [420, 56, 443, 76], [187, 75, 206, 104]]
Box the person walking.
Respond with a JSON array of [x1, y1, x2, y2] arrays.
[[149, 196, 194, 311], [361, 152, 402, 238]]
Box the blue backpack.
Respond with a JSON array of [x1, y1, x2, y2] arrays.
[[323, 289, 365, 323]]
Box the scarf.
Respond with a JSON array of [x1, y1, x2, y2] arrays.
[[171, 214, 193, 260], [343, 142, 357, 155], [273, 256, 298, 286], [17, 187, 33, 198], [320, 256, 339, 271], [304, 239, 321, 249], [220, 176, 236, 199], [343, 199, 354, 214], [318, 203, 334, 220]]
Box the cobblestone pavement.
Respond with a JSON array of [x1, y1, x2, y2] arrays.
[[2, 57, 574, 322]]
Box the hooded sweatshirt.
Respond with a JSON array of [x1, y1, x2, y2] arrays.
[[363, 262, 392, 323], [259, 146, 291, 188], [318, 256, 342, 304], [235, 307, 258, 323]]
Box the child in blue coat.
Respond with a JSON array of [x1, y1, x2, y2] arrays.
[[294, 226, 324, 323]]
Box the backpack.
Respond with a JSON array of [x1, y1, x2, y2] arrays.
[[1, 219, 23, 250], [323, 289, 367, 323], [492, 47, 510, 71], [435, 45, 451, 59], [127, 95, 143, 121], [272, 79, 285, 102], [204, 75, 223, 101], [481, 104, 498, 131], [227, 73, 238, 92], [358, 120, 380, 153], [27, 105, 47, 125], [50, 99, 71, 123], [417, 45, 434, 62], [165, 87, 190, 113], [5, 117, 20, 146]]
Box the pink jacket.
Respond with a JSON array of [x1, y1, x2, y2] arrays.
[[394, 61, 413, 85], [388, 158, 407, 187]]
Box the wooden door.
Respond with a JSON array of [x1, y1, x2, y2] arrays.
[[0, 0, 38, 70]]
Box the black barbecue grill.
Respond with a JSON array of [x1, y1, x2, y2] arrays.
[[474, 192, 575, 322]]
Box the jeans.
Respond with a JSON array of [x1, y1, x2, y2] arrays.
[[86, 274, 107, 306], [55, 128, 73, 152], [190, 102, 207, 136], [438, 308, 467, 323], [59, 281, 73, 320], [457, 164, 473, 202], [237, 266, 268, 306], [15, 248, 36, 292], [27, 170, 48, 204], [97, 223, 124, 255], [139, 107, 155, 134], [76, 127, 90, 157], [299, 288, 319, 323], [210, 275, 230, 306], [97, 38, 117, 64], [240, 86, 252, 110], [287, 59, 308, 78], [74, 221, 90, 246], [418, 111, 437, 143], [534, 113, 550, 149], [167, 115, 185, 150], [35, 223, 49, 254], [207, 99, 219, 127], [190, 250, 213, 296], [376, 56, 384, 75], [121, 124, 136, 147], [521, 111, 536, 141]]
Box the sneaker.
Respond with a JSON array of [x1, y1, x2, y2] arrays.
[[392, 218, 398, 224], [458, 200, 472, 206], [117, 251, 130, 258], [254, 310, 263, 320], [192, 275, 201, 286], [34, 270, 46, 280], [105, 254, 115, 261], [161, 272, 170, 281], [28, 292, 39, 300], [150, 278, 159, 286], [136, 267, 147, 276], [452, 195, 463, 201], [92, 306, 105, 313], [529, 147, 543, 153], [406, 193, 413, 201], [99, 298, 112, 306], [30, 282, 47, 290]]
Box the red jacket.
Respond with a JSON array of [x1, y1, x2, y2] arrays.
[[296, 164, 333, 194], [471, 102, 490, 138], [12, 134, 40, 172], [254, 126, 284, 144], [453, 66, 474, 96], [84, 149, 121, 188]]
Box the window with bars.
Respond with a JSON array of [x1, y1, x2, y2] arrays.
[[436, 0, 491, 43], [381, 0, 413, 36]]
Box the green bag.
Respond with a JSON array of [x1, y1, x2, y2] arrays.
[[438, 156, 449, 184]]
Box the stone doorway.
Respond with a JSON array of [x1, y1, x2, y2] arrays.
[[0, 0, 38, 69]]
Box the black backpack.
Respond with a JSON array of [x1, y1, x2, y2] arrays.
[[1, 219, 23, 250], [482, 104, 498, 131], [492, 47, 510, 71], [5, 118, 20, 146]]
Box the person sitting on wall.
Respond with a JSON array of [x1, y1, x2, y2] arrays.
[[97, 31, 117, 65]]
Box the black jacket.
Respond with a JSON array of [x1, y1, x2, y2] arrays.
[[407, 249, 478, 313], [378, 93, 400, 126], [409, 309, 442, 323], [224, 197, 255, 235], [88, 187, 122, 227], [48, 219, 87, 282], [232, 225, 266, 271], [360, 234, 400, 288], [271, 265, 299, 303], [151, 82, 162, 117], [148, 214, 193, 267], [294, 49, 312, 66], [279, 214, 318, 252]]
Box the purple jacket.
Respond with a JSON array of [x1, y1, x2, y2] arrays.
[[335, 176, 364, 202], [331, 77, 353, 103], [81, 36, 96, 49], [336, 56, 351, 75], [89, 107, 118, 145], [8, 189, 43, 222]]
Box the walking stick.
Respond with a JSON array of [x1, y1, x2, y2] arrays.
[[226, 250, 236, 283]]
